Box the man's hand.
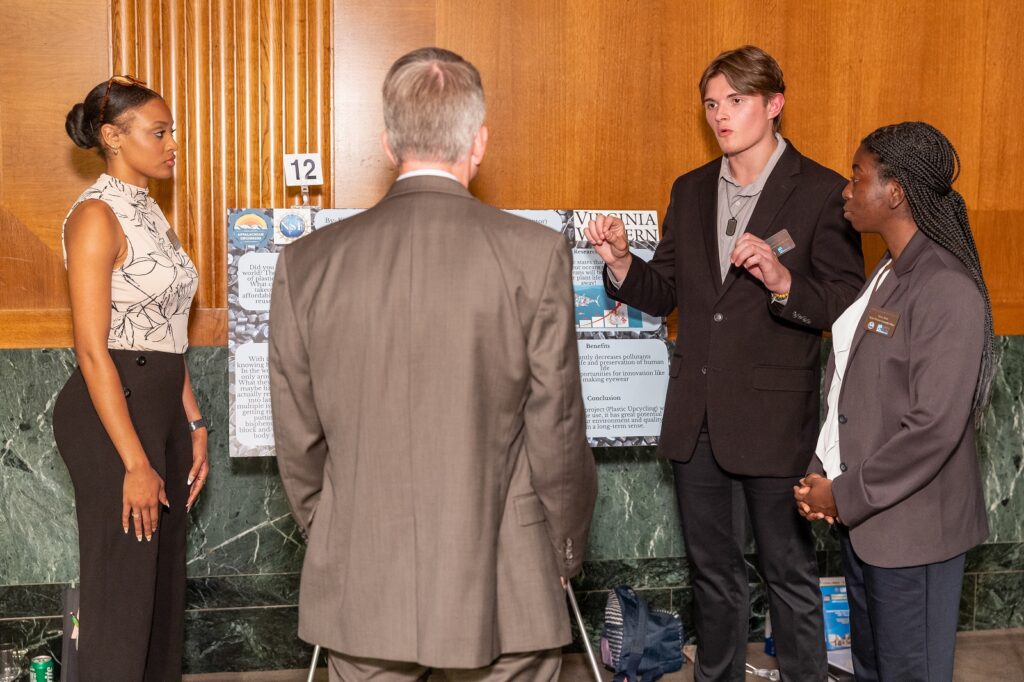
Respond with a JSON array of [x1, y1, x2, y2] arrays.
[[794, 473, 838, 524], [583, 214, 632, 283], [730, 233, 792, 295]]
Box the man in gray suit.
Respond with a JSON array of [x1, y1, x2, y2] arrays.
[[269, 47, 597, 681]]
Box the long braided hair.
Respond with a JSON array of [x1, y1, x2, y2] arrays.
[[862, 122, 996, 424]]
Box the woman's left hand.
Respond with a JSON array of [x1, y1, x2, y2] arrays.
[[186, 428, 209, 512]]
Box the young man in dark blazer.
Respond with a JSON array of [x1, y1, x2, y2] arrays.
[[585, 46, 864, 681]]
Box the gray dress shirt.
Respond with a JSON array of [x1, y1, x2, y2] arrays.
[[716, 134, 787, 280]]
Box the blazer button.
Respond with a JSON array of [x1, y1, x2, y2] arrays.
[[123, 387, 132, 398], [838, 414, 847, 424], [840, 462, 848, 472], [136, 354, 147, 366], [713, 313, 724, 322], [701, 365, 707, 375]]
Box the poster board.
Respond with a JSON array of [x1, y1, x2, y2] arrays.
[[227, 206, 669, 456]]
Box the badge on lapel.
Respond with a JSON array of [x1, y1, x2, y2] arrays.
[[864, 306, 901, 337]]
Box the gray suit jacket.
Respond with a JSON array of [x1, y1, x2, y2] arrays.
[[269, 175, 597, 667], [816, 231, 989, 568]]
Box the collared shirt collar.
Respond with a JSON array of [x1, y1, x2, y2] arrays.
[[396, 168, 461, 183], [719, 133, 788, 195]]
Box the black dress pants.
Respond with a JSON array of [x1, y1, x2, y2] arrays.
[[839, 527, 964, 682], [53, 350, 190, 682], [672, 431, 827, 682]]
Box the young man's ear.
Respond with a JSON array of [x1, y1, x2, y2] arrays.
[[766, 92, 785, 123]]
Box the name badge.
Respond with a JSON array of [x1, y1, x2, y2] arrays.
[[765, 228, 796, 256], [864, 306, 900, 336], [165, 227, 182, 250]]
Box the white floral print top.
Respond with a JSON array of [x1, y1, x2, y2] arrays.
[[62, 174, 198, 353]]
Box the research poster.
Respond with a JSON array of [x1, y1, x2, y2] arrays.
[[228, 207, 669, 456]]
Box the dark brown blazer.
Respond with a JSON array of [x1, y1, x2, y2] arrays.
[[269, 175, 597, 667], [818, 231, 989, 568], [606, 142, 864, 475]]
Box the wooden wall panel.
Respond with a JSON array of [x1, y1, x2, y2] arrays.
[[332, 0, 1024, 335], [0, 0, 332, 348], [0, 0, 108, 346], [112, 0, 333, 346]]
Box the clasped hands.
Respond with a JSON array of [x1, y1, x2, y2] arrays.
[[794, 473, 839, 525], [583, 214, 792, 295]]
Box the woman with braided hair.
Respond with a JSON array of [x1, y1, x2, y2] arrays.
[[795, 122, 993, 681]]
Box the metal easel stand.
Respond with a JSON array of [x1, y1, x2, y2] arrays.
[[306, 644, 321, 682], [567, 581, 605, 682]]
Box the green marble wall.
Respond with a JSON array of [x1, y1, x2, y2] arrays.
[[1, 338, 1022, 673]]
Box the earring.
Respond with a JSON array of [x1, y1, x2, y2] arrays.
[[112, 147, 120, 155]]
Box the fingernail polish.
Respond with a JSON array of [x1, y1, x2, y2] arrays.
[[146, 536, 152, 542], [123, 528, 128, 534], [187, 477, 194, 485]]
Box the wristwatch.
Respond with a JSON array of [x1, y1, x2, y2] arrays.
[[188, 417, 208, 433]]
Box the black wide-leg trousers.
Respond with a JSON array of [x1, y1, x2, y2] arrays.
[[54, 349, 190, 682], [672, 430, 827, 682]]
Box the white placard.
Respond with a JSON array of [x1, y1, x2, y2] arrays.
[[578, 339, 669, 439], [234, 342, 274, 448], [314, 208, 366, 229], [503, 209, 564, 233], [283, 153, 324, 186], [237, 252, 280, 312]]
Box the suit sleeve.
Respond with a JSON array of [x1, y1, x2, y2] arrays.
[[268, 248, 328, 538], [525, 239, 597, 577], [603, 180, 680, 317], [771, 180, 864, 329], [831, 270, 985, 527]]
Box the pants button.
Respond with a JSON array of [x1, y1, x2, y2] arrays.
[[701, 366, 708, 375], [136, 355, 147, 366], [123, 387, 132, 398]]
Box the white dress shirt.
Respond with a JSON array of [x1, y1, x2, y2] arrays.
[[815, 260, 892, 479]]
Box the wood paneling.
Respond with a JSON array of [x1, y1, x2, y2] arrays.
[[332, 0, 1024, 335], [0, 0, 108, 347], [111, 0, 333, 346], [2, 1, 1022, 347], [0, 0, 332, 348]]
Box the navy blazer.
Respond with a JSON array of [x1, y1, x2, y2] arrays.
[[607, 142, 864, 476]]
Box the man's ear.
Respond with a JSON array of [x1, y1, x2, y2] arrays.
[[766, 92, 785, 122], [471, 125, 488, 168], [381, 130, 398, 168]]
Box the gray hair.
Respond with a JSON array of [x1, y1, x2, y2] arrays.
[[382, 47, 485, 164]]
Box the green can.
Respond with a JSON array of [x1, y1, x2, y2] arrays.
[[30, 655, 54, 682]]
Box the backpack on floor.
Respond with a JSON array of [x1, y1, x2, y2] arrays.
[[600, 585, 684, 681]]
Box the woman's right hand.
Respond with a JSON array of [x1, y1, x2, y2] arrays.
[[122, 464, 170, 541]]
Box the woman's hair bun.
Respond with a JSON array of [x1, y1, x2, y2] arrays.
[[65, 102, 97, 150]]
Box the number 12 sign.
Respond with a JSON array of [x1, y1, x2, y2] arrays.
[[283, 153, 324, 186]]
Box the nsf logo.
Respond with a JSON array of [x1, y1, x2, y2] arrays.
[[280, 214, 306, 238]]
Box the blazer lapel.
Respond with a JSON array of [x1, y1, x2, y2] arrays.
[[845, 265, 900, 368], [845, 231, 930, 368], [718, 144, 800, 298], [699, 168, 723, 296]]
